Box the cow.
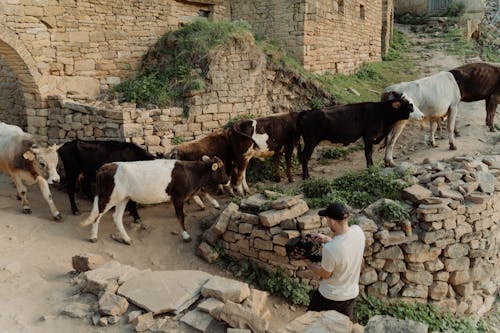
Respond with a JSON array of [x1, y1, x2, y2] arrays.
[[381, 71, 461, 166], [297, 95, 424, 179], [229, 112, 300, 195], [0, 122, 62, 220], [168, 130, 234, 208], [79, 156, 229, 244], [58, 139, 155, 223], [449, 62, 500, 132]]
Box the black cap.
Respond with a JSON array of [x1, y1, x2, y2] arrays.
[[318, 202, 349, 220]]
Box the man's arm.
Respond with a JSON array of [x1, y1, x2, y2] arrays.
[[306, 261, 333, 279]]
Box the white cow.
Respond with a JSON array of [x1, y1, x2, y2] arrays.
[[0, 122, 62, 220], [382, 71, 462, 166]]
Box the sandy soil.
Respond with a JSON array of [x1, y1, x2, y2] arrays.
[[0, 25, 498, 332]]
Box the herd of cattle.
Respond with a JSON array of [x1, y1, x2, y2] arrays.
[[0, 62, 498, 243]]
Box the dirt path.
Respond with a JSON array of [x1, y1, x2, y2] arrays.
[[0, 25, 498, 332]]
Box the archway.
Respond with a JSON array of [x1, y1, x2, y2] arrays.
[[0, 26, 43, 129]]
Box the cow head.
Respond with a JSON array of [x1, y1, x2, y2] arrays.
[[388, 92, 424, 121], [23, 144, 62, 184], [202, 155, 229, 186], [285, 234, 323, 262]]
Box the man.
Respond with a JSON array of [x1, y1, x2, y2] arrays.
[[306, 202, 365, 319]]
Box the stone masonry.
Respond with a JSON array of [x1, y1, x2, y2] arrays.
[[201, 154, 500, 316]]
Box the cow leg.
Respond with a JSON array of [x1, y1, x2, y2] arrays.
[[204, 193, 220, 209], [82, 177, 94, 201], [242, 169, 251, 194], [84, 196, 115, 243], [486, 95, 498, 132], [172, 199, 190, 242], [447, 105, 458, 150], [272, 153, 281, 182], [36, 176, 62, 221], [111, 200, 132, 245], [363, 139, 374, 167], [126, 201, 142, 224], [429, 120, 439, 147], [65, 173, 80, 215], [285, 144, 294, 182], [384, 120, 408, 167], [233, 158, 250, 196], [298, 139, 318, 179], [11, 174, 31, 214], [193, 195, 206, 210]]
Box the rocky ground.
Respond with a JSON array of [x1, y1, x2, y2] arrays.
[[0, 24, 499, 332]]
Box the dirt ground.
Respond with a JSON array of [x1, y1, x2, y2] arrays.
[[0, 25, 499, 332]]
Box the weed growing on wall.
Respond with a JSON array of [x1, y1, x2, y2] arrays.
[[354, 294, 491, 332], [375, 201, 410, 222], [302, 164, 407, 208], [214, 249, 311, 306], [114, 20, 252, 107]]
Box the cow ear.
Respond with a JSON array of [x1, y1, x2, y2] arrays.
[[202, 155, 210, 162], [392, 101, 401, 109], [211, 163, 219, 171], [23, 150, 36, 161]]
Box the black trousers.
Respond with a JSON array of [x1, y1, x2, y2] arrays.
[[307, 290, 356, 320]]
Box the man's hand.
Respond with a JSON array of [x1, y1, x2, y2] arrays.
[[309, 233, 331, 244], [306, 260, 332, 279]]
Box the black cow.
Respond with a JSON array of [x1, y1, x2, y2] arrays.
[[58, 140, 154, 222], [297, 95, 424, 179]]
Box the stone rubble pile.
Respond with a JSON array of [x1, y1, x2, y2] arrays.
[[200, 154, 500, 317]]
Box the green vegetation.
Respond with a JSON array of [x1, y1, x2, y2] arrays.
[[214, 249, 311, 305], [170, 136, 185, 145], [302, 164, 407, 208], [223, 113, 254, 130], [354, 294, 491, 332], [440, 27, 478, 58], [246, 155, 301, 183], [443, 1, 466, 17], [375, 200, 410, 222], [320, 144, 364, 161], [114, 20, 252, 107]]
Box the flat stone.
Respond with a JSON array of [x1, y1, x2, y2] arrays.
[[211, 202, 239, 235], [402, 184, 433, 203], [118, 270, 212, 315], [198, 242, 219, 263], [180, 309, 215, 332], [270, 195, 303, 210], [259, 200, 309, 227], [476, 171, 494, 193], [296, 209, 321, 230], [364, 315, 427, 333], [220, 301, 269, 333], [197, 297, 224, 320], [60, 303, 91, 319], [438, 187, 464, 201], [279, 310, 352, 333], [201, 275, 251, 303]]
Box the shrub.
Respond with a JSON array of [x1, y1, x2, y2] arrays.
[[443, 1, 466, 17], [375, 201, 410, 222]]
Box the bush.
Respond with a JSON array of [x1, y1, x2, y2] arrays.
[[443, 1, 466, 17], [375, 201, 410, 222]]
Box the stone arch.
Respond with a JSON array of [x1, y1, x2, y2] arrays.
[[0, 25, 42, 110]]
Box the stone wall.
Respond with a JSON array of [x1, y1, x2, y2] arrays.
[[230, 0, 388, 74], [202, 155, 500, 316], [30, 37, 333, 151], [0, 58, 26, 128]]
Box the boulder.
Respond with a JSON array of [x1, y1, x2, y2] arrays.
[[364, 315, 427, 333]]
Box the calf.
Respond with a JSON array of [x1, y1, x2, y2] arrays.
[[169, 130, 233, 208], [229, 112, 300, 195], [80, 156, 229, 243], [0, 122, 62, 220], [58, 139, 154, 223], [297, 95, 424, 179], [382, 71, 461, 166], [450, 62, 500, 132]]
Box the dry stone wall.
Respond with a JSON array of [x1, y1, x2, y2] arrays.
[[31, 37, 333, 152], [0, 58, 25, 127], [201, 154, 500, 316]]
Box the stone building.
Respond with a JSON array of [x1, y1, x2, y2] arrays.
[[0, 0, 392, 141]]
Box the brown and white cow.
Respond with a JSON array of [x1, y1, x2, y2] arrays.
[[229, 112, 300, 195], [450, 62, 500, 132], [0, 122, 62, 220], [80, 156, 229, 243], [168, 130, 234, 208]]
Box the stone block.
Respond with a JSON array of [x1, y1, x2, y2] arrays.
[[429, 281, 448, 300], [259, 200, 309, 227], [444, 257, 470, 272]]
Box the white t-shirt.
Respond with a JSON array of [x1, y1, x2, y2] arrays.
[[318, 225, 366, 301]]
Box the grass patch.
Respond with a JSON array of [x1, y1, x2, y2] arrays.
[[302, 164, 407, 208], [214, 249, 311, 306], [375, 200, 410, 222], [315, 30, 418, 104], [320, 144, 364, 161], [440, 27, 478, 58], [246, 155, 301, 183], [113, 20, 252, 107], [354, 294, 491, 332]]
